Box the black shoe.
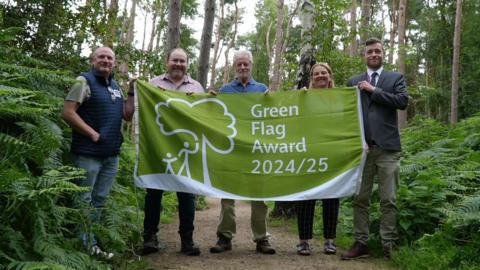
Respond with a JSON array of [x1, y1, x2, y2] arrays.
[[256, 240, 276, 254], [180, 232, 200, 256], [210, 235, 232, 253], [142, 234, 166, 255], [181, 241, 201, 256]]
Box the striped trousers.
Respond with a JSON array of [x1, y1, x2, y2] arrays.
[[297, 198, 340, 240]]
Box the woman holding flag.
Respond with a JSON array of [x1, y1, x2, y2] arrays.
[[295, 63, 340, 256]]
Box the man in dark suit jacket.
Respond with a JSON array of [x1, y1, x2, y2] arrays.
[[341, 38, 409, 260]]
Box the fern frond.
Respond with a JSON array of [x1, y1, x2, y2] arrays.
[[400, 163, 424, 174], [0, 132, 28, 147], [446, 193, 480, 226], [456, 194, 480, 215], [7, 261, 73, 270]]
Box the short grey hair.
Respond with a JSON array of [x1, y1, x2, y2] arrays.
[[233, 50, 253, 64], [90, 46, 115, 61]]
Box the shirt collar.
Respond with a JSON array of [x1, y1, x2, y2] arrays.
[[367, 66, 383, 77], [234, 78, 255, 86], [161, 73, 193, 85], [91, 68, 114, 83]]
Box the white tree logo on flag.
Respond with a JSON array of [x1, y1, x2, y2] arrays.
[[155, 98, 237, 186]]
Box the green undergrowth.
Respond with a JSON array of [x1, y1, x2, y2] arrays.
[[272, 115, 480, 269]]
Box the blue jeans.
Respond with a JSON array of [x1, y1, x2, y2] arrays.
[[73, 154, 119, 246], [143, 189, 196, 237]]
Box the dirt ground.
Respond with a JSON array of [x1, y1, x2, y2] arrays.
[[144, 198, 396, 270]]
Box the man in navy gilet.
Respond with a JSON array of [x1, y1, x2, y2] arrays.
[[62, 46, 134, 257]]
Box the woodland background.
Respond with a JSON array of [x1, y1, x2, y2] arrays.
[[0, 0, 479, 269]]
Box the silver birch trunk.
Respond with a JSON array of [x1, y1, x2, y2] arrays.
[[397, 0, 407, 128], [141, 9, 148, 51], [294, 1, 315, 90], [272, 0, 315, 217], [269, 0, 285, 91], [450, 0, 463, 125]]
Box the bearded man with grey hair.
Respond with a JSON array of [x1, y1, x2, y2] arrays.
[[209, 50, 275, 255]]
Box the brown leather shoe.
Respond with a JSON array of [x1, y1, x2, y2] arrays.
[[256, 240, 276, 254], [341, 241, 369, 260], [209, 236, 232, 253]]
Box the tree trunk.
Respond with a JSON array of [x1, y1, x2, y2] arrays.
[[450, 0, 463, 125], [167, 0, 182, 52], [278, 0, 301, 88], [76, 0, 92, 54], [265, 21, 274, 65], [359, 0, 371, 46], [222, 0, 239, 85], [105, 0, 119, 47], [155, 22, 162, 52], [119, 0, 129, 42], [294, 0, 315, 90], [269, 0, 285, 92], [397, 0, 407, 128], [147, 1, 159, 52], [197, 0, 216, 89], [141, 9, 148, 50], [349, 0, 358, 56], [273, 0, 315, 218], [209, 0, 225, 90], [125, 0, 137, 46], [388, 0, 398, 64], [380, 0, 386, 44], [118, 0, 137, 83], [270, 201, 297, 218]]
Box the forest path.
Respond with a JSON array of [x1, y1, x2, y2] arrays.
[[145, 198, 395, 270]]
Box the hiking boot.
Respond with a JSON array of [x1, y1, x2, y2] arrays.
[[341, 241, 369, 260], [324, 240, 337, 255], [181, 241, 201, 256], [296, 242, 311, 256], [180, 232, 201, 256], [90, 245, 114, 260], [210, 235, 232, 253], [256, 239, 276, 255], [142, 234, 166, 255]]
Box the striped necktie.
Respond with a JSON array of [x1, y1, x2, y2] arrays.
[[370, 72, 378, 86]]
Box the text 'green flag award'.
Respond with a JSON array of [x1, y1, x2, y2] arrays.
[[134, 80, 366, 200]]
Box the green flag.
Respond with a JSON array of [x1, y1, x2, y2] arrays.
[[134, 80, 366, 200]]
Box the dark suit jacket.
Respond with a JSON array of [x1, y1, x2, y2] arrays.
[[347, 69, 408, 151]]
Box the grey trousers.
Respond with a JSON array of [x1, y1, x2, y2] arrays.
[[353, 146, 400, 246], [216, 199, 269, 242]]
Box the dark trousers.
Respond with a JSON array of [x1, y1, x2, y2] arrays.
[[297, 198, 340, 240], [143, 188, 196, 236]]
